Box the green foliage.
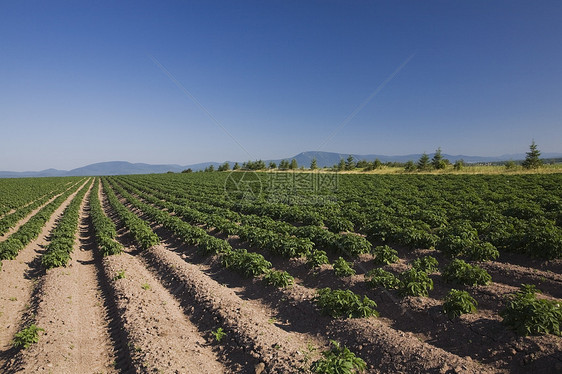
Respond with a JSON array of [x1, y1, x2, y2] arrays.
[[307, 249, 329, 268], [443, 289, 477, 318], [336, 234, 371, 257], [90, 179, 122, 256], [366, 268, 400, 289], [315, 288, 378, 319], [211, 327, 226, 342], [500, 284, 562, 336], [263, 269, 294, 288], [417, 152, 431, 171], [522, 140, 543, 169], [42, 181, 91, 269], [432, 147, 447, 170], [404, 160, 416, 172], [310, 158, 318, 170], [311, 340, 366, 374], [372, 245, 399, 265], [12, 324, 44, 349], [442, 259, 491, 286], [411, 256, 439, 273], [113, 270, 126, 280], [221, 249, 272, 278], [398, 268, 434, 297], [505, 160, 517, 170], [453, 159, 464, 171], [332, 257, 356, 277]]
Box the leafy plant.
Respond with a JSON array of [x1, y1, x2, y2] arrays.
[[336, 234, 372, 257], [500, 284, 562, 336], [398, 268, 434, 297], [263, 269, 294, 288], [311, 340, 366, 374], [306, 249, 329, 268], [442, 259, 491, 286], [221, 249, 272, 278], [366, 268, 400, 289], [332, 257, 356, 277], [372, 245, 399, 265], [411, 256, 439, 273], [211, 327, 226, 342], [443, 289, 477, 318], [113, 270, 126, 280], [315, 288, 378, 319], [12, 324, 44, 349]]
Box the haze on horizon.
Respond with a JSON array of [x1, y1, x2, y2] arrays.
[[1, 0, 561, 172]]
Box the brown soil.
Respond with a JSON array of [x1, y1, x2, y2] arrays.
[[10, 181, 118, 373], [0, 179, 90, 371]]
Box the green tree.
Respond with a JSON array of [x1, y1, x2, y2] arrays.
[[269, 161, 277, 169], [345, 155, 355, 170], [181, 168, 193, 173], [432, 147, 447, 170], [338, 158, 346, 171], [453, 159, 464, 171], [233, 162, 240, 170], [290, 159, 298, 170], [279, 159, 290, 169], [417, 153, 431, 171], [404, 160, 416, 172], [310, 158, 318, 170], [217, 162, 230, 171], [505, 160, 517, 170], [373, 158, 382, 169], [522, 140, 543, 169], [205, 165, 215, 172]]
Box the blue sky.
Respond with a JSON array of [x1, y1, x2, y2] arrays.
[[1, 0, 561, 171]]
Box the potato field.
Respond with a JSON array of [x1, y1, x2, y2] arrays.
[[0, 172, 561, 373]]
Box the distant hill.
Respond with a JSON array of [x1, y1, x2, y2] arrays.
[[1, 151, 561, 178]]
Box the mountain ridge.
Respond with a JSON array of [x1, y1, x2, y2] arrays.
[[2, 151, 561, 178]]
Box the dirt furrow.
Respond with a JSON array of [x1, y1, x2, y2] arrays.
[[0, 180, 90, 366], [9, 182, 119, 373], [102, 244, 227, 373]]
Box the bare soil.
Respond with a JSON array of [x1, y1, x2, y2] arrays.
[[0, 179, 90, 371]]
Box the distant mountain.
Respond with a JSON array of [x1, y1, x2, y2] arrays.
[[1, 151, 561, 178]]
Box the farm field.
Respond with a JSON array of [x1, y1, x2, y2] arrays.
[[0, 172, 561, 373]]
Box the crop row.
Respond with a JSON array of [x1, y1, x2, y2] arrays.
[[89, 179, 122, 256], [41, 180, 92, 269], [0, 179, 85, 264], [0, 191, 60, 236], [102, 179, 160, 250], [0, 178, 75, 215]]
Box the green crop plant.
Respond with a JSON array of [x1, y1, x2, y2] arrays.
[[500, 284, 562, 336], [366, 268, 400, 289], [442, 259, 491, 286], [263, 269, 294, 288], [332, 257, 356, 277], [315, 288, 378, 319], [443, 289, 478, 318], [311, 340, 366, 374], [372, 245, 399, 265], [411, 256, 439, 273], [12, 324, 44, 349], [398, 268, 434, 297]]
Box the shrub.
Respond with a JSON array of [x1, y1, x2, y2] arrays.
[[443, 289, 478, 318], [398, 268, 433, 297], [442, 259, 491, 286], [500, 284, 562, 336], [333, 257, 356, 277], [311, 340, 366, 374], [366, 268, 400, 289], [372, 245, 399, 265], [315, 288, 378, 319]]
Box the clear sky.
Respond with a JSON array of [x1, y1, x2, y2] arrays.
[[1, 0, 561, 171]]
